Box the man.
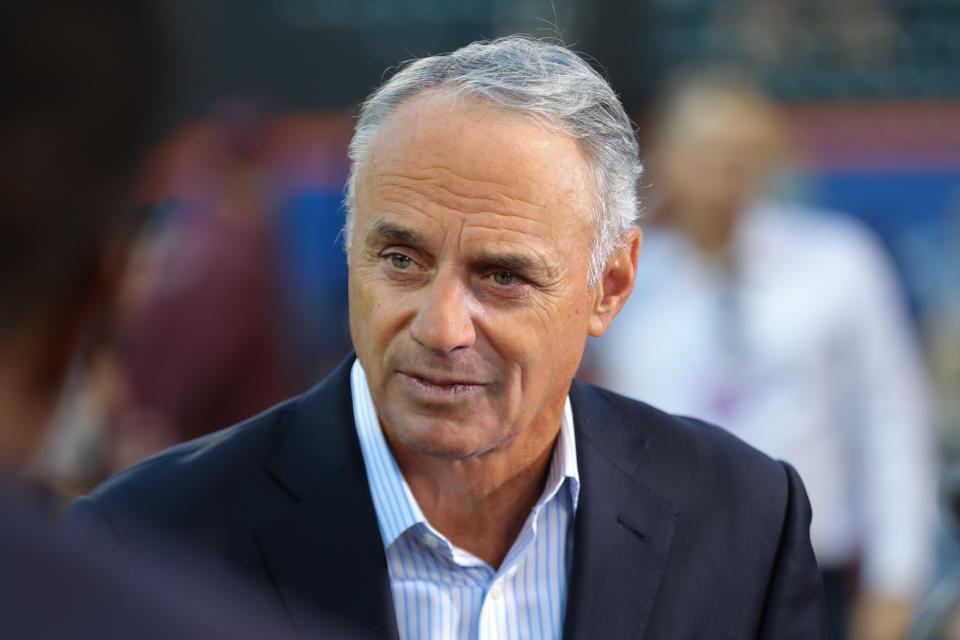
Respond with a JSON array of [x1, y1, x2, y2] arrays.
[[0, 2, 343, 637], [69, 37, 826, 638], [587, 72, 936, 640]]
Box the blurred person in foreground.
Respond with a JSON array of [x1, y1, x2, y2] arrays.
[[0, 2, 348, 637], [70, 37, 826, 638], [587, 71, 937, 640]]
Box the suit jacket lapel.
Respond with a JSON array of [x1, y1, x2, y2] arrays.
[[563, 381, 678, 640], [250, 361, 677, 639], [255, 357, 399, 639]]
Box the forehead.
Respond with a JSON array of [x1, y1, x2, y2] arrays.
[[355, 91, 594, 233]]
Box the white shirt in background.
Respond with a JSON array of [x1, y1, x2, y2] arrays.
[[589, 200, 937, 597]]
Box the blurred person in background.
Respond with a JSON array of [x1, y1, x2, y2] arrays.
[[24, 326, 127, 506], [112, 99, 287, 464], [587, 71, 937, 640], [25, 106, 356, 504], [0, 0, 161, 479], [0, 1, 353, 637]]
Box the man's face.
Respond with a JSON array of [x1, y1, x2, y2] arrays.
[[348, 91, 602, 460]]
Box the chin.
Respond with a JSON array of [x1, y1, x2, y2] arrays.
[[391, 416, 505, 461]]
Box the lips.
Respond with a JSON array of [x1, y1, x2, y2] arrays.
[[399, 370, 486, 401], [405, 371, 484, 387]]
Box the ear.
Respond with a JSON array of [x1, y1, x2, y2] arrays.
[[588, 226, 641, 338]]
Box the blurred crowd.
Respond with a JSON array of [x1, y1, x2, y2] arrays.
[[3, 0, 959, 639], [24, 104, 356, 504]]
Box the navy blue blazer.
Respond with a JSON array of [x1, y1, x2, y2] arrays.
[[68, 356, 826, 639]]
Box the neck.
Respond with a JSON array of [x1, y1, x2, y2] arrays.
[[384, 404, 564, 569]]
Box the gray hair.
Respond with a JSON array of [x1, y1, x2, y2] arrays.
[[344, 35, 642, 287]]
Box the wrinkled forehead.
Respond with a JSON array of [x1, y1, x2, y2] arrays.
[[355, 90, 595, 221]]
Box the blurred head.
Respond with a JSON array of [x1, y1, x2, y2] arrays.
[[0, 1, 166, 468], [346, 37, 640, 461], [649, 70, 786, 250]]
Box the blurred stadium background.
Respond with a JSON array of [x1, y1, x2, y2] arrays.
[[95, 0, 958, 454], [25, 4, 959, 634]]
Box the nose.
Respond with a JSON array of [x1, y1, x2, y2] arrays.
[[408, 271, 477, 353]]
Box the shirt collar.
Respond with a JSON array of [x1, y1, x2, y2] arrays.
[[350, 359, 580, 549]]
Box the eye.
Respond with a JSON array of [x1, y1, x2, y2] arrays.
[[491, 270, 523, 286], [389, 253, 413, 269]]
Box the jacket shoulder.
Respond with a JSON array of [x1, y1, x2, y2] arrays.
[[573, 381, 823, 638], [78, 356, 358, 530], [574, 382, 793, 511], [86, 395, 301, 524]]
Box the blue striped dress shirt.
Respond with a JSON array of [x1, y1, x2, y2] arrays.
[[350, 361, 581, 640]]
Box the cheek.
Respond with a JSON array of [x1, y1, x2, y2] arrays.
[[348, 268, 409, 361], [484, 292, 593, 385], [543, 306, 591, 378]]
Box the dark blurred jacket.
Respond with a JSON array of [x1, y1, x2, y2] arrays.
[[0, 488, 337, 638]]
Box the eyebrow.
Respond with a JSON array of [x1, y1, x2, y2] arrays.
[[365, 220, 424, 247], [477, 252, 539, 275], [366, 219, 552, 279]]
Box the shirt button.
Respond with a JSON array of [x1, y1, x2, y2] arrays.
[[422, 533, 440, 549], [489, 582, 503, 599]]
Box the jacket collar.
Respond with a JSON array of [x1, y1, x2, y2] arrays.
[[256, 355, 399, 639]]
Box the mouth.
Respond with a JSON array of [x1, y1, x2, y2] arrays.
[[399, 371, 486, 401]]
